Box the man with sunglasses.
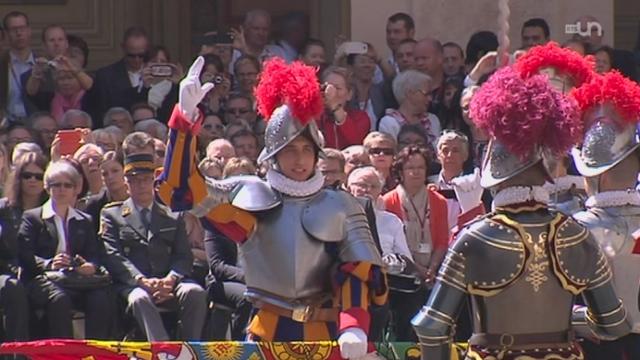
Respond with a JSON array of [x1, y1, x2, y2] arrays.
[[88, 26, 151, 126]]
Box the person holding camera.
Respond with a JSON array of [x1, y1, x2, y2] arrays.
[[17, 160, 115, 339], [24, 25, 93, 116], [316, 66, 370, 149]]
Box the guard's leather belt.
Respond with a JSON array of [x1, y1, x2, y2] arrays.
[[254, 301, 339, 323], [469, 331, 574, 347]]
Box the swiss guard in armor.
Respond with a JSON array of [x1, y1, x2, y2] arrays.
[[411, 64, 631, 359], [156, 57, 387, 359], [571, 71, 640, 359], [514, 42, 595, 216]]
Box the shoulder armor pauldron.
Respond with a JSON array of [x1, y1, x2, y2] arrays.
[[548, 215, 600, 294], [301, 189, 362, 242], [455, 214, 527, 296], [573, 208, 627, 255], [229, 178, 282, 212]]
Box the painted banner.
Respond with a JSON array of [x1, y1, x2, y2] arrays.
[[0, 340, 468, 360]]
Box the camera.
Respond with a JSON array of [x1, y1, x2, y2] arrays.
[[213, 75, 224, 84], [150, 64, 173, 77]]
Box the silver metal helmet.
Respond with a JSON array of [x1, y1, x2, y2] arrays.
[[256, 104, 325, 164], [480, 139, 549, 188], [571, 104, 640, 177]]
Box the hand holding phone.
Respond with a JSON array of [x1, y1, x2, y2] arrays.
[[57, 129, 83, 156]]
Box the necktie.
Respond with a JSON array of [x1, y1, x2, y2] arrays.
[[140, 208, 151, 234]]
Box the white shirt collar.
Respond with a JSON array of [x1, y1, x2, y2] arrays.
[[9, 50, 34, 65], [41, 199, 83, 221]]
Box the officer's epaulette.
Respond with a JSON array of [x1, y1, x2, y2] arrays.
[[103, 201, 123, 208]]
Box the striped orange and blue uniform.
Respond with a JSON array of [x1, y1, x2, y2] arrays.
[[156, 105, 388, 341]]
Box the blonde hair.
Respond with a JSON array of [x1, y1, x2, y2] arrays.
[[363, 131, 396, 150], [222, 157, 257, 178]]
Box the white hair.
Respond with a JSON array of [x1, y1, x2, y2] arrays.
[[244, 9, 271, 25], [392, 70, 432, 104], [11, 142, 43, 164], [44, 160, 81, 189], [61, 109, 93, 129], [134, 119, 168, 142], [103, 107, 132, 128], [73, 143, 104, 160], [347, 165, 385, 188], [437, 131, 469, 153]]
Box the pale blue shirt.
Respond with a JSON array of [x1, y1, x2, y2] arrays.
[[6, 51, 34, 119]]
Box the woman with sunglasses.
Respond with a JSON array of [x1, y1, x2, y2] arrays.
[[17, 160, 115, 339], [378, 70, 441, 154], [0, 152, 44, 346], [197, 113, 225, 158], [362, 132, 397, 194]]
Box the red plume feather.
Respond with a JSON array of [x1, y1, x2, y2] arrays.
[[470, 66, 582, 159], [515, 42, 595, 87], [570, 71, 640, 124], [254, 58, 323, 125]]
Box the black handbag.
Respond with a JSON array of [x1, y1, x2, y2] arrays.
[[44, 267, 112, 290], [383, 253, 424, 293]]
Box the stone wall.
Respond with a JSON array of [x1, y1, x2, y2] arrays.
[[350, 0, 616, 59]]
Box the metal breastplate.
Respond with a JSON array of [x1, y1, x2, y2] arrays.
[[470, 211, 575, 335], [576, 205, 640, 332], [241, 194, 334, 302]]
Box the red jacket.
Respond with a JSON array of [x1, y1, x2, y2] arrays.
[[317, 109, 370, 149]]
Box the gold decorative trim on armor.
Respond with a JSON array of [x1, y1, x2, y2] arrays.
[[524, 231, 551, 292], [468, 228, 525, 252], [586, 299, 628, 328], [436, 275, 467, 293], [495, 202, 547, 214]]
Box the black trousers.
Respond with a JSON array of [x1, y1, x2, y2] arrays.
[[208, 281, 252, 340], [388, 287, 430, 342], [27, 275, 115, 339], [581, 333, 640, 360], [0, 274, 29, 341]]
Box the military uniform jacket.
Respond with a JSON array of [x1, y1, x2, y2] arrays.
[[99, 198, 193, 287]]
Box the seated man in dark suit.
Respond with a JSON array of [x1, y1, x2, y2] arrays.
[[100, 153, 206, 341]]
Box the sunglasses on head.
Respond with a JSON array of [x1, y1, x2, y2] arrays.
[[368, 147, 394, 156], [49, 182, 74, 189], [21, 172, 44, 181]]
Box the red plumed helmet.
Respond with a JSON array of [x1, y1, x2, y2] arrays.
[[255, 58, 323, 125], [515, 42, 595, 90]]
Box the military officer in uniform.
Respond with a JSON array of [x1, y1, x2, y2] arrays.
[[411, 64, 630, 359], [100, 153, 207, 341], [572, 71, 640, 359]]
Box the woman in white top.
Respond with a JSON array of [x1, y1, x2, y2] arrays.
[[346, 166, 412, 259], [378, 70, 441, 152]]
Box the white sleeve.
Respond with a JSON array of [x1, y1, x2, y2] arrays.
[[378, 116, 400, 139], [428, 113, 442, 147], [389, 212, 413, 260], [463, 74, 477, 88]]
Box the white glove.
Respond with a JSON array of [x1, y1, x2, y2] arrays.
[[148, 79, 173, 110], [179, 56, 215, 121], [338, 327, 368, 359], [451, 168, 483, 213]]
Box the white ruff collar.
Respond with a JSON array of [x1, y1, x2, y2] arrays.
[[585, 189, 640, 208], [266, 169, 325, 197], [493, 186, 550, 209], [543, 175, 584, 195]]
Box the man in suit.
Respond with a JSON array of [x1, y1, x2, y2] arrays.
[[86, 26, 150, 127], [1, 11, 34, 123], [100, 153, 206, 341]]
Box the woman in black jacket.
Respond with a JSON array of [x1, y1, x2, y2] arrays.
[[18, 160, 114, 339]]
